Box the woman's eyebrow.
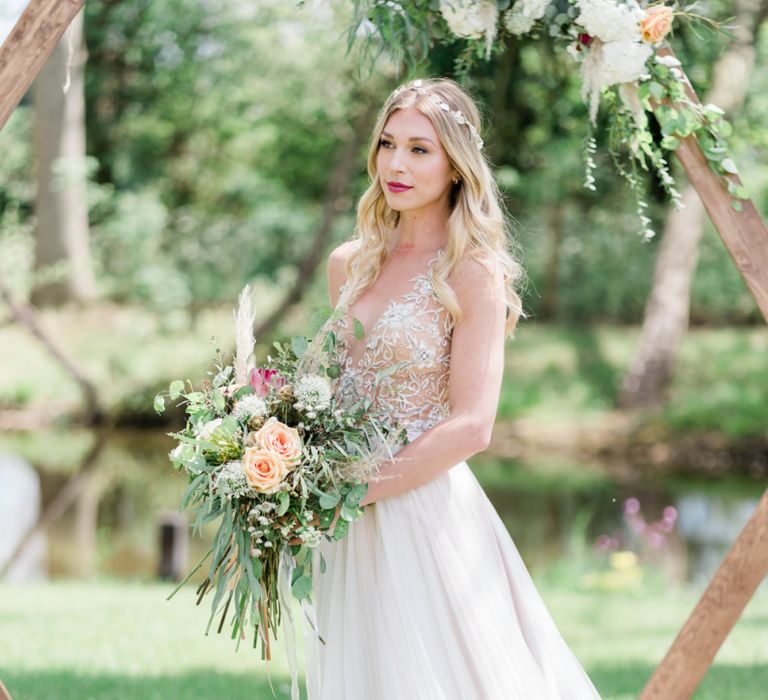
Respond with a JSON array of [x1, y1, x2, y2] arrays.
[[382, 130, 436, 146]]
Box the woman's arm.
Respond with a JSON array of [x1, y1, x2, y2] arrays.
[[327, 240, 356, 306], [360, 255, 508, 506]]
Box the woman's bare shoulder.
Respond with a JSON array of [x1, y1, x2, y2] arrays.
[[327, 239, 360, 305], [448, 250, 503, 293], [328, 239, 360, 268]]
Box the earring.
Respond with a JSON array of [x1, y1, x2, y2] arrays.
[[452, 176, 461, 185]]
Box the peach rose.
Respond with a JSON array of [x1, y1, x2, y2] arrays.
[[243, 447, 287, 494], [254, 416, 302, 469], [641, 6, 674, 44]]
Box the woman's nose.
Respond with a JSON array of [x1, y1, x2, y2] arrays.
[[389, 147, 407, 172]]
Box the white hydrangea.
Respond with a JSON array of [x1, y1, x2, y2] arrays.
[[231, 394, 268, 421], [439, 0, 498, 39], [504, 0, 550, 35], [575, 0, 643, 43], [504, 11, 536, 36], [196, 417, 223, 440], [580, 37, 652, 124], [215, 460, 252, 501], [294, 374, 332, 412], [598, 40, 652, 85]]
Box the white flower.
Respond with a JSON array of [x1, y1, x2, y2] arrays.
[[196, 417, 223, 440], [504, 0, 550, 35], [215, 460, 252, 501], [599, 40, 652, 84], [575, 0, 643, 43], [439, 0, 498, 39], [231, 394, 268, 421], [580, 36, 652, 123], [654, 54, 681, 68], [504, 11, 536, 36], [295, 374, 332, 412], [168, 444, 185, 461]]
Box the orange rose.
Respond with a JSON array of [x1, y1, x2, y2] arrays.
[[254, 416, 302, 469], [243, 448, 287, 494], [641, 6, 674, 44]]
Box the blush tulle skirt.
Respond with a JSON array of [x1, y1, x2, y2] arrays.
[[303, 461, 602, 699]]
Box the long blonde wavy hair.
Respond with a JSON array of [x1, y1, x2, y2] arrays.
[[342, 77, 528, 337]]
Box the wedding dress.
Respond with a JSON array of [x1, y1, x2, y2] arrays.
[[303, 249, 602, 699]]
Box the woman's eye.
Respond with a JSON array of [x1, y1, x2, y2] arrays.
[[379, 138, 427, 154]]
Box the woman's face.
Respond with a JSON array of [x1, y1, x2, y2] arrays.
[[376, 107, 457, 216]]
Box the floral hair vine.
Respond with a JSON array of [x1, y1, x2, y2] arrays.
[[391, 79, 484, 151]]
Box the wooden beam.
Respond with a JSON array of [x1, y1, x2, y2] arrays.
[[0, 0, 84, 132], [652, 45, 768, 322], [639, 46, 768, 700], [639, 487, 768, 699]]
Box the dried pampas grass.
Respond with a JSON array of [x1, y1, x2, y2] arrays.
[[233, 285, 256, 385]]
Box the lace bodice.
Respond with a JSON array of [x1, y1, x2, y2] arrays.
[[323, 249, 454, 442]]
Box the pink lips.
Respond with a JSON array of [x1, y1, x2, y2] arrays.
[[387, 181, 412, 193]]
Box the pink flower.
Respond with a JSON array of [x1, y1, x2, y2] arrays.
[[578, 32, 592, 46], [249, 367, 286, 397], [663, 505, 678, 522], [595, 534, 613, 551], [624, 497, 640, 515]]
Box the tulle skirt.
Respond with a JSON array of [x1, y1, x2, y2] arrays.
[[303, 461, 602, 699]]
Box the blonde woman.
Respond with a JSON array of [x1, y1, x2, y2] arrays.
[[306, 78, 602, 699]]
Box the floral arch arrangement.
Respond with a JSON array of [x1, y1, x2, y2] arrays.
[[347, 0, 742, 240]]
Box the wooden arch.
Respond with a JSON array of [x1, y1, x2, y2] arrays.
[[0, 1, 766, 698]]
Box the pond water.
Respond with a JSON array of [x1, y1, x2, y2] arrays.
[[1, 427, 765, 593]]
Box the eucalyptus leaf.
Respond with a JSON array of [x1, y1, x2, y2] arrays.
[[291, 564, 305, 585], [340, 502, 359, 522], [169, 380, 185, 400], [721, 158, 739, 174], [319, 491, 341, 510], [352, 317, 364, 340], [291, 335, 309, 358], [291, 575, 313, 600], [154, 394, 166, 413], [648, 82, 665, 102], [277, 491, 290, 516], [345, 483, 368, 507], [331, 517, 349, 540]]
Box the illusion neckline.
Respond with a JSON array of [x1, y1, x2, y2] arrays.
[[338, 248, 444, 373]]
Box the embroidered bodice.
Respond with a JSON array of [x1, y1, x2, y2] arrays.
[[322, 250, 454, 442]]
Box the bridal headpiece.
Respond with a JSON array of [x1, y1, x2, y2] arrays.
[[391, 79, 484, 151]]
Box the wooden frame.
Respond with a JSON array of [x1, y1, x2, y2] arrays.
[[0, 4, 766, 699]]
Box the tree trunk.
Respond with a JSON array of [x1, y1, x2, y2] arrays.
[[619, 0, 768, 409], [251, 88, 379, 342], [31, 7, 97, 306]]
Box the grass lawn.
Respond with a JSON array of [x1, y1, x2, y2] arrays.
[[1, 578, 766, 699]]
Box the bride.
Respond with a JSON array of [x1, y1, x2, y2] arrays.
[[304, 77, 602, 699]]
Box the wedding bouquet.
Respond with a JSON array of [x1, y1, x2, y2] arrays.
[[154, 285, 407, 697]]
